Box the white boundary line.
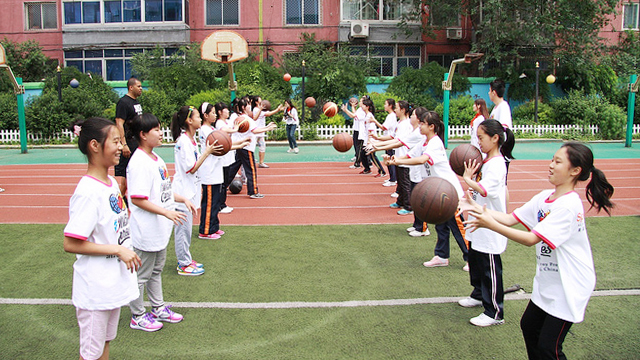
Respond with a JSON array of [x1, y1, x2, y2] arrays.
[[1, 289, 638, 309]]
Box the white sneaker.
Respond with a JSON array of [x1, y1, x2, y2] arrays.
[[287, 148, 293, 153], [220, 206, 234, 214], [294, 148, 299, 153], [390, 192, 399, 198], [462, 262, 469, 272], [349, 165, 357, 169], [350, 157, 356, 162], [458, 297, 483, 308], [470, 313, 504, 327], [408, 229, 430, 237], [423, 255, 449, 267], [382, 181, 397, 187], [406, 227, 416, 232]]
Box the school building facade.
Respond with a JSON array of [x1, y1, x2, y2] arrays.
[[1, 0, 638, 81]]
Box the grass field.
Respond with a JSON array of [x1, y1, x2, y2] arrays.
[[1, 217, 639, 359]]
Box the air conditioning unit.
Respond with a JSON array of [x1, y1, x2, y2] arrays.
[[350, 21, 369, 38], [446, 27, 463, 40]]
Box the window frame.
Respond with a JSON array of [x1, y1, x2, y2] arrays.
[[341, 43, 422, 76], [205, 0, 240, 26], [622, 2, 640, 30], [284, 0, 321, 26], [341, 0, 415, 22], [25, 2, 58, 31], [62, 0, 184, 25]]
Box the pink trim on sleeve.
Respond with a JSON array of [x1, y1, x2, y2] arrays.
[[532, 229, 556, 250], [424, 153, 434, 166], [64, 232, 88, 241], [477, 184, 488, 197], [130, 195, 149, 200], [512, 213, 531, 231]]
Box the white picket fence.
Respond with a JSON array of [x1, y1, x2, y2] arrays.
[[1, 124, 639, 143]]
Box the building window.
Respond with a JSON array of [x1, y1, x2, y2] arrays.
[[342, 0, 411, 21], [348, 44, 421, 76], [64, 48, 177, 81], [63, 0, 182, 24], [104, 1, 142, 22], [25, 2, 58, 30], [623, 3, 639, 29], [286, 0, 319, 25], [206, 0, 239, 25]]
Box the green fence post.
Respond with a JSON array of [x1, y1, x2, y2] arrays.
[[17, 77, 27, 154], [626, 74, 637, 148], [443, 73, 450, 149]]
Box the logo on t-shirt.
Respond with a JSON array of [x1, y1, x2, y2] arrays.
[[133, 104, 143, 116], [537, 209, 550, 222], [159, 166, 168, 180], [109, 193, 127, 214]]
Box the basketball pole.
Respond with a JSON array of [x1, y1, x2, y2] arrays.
[[626, 74, 638, 148], [17, 77, 27, 154]]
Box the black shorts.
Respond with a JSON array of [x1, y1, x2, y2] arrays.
[[114, 140, 138, 177]]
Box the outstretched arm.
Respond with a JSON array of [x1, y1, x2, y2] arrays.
[[464, 206, 541, 247]]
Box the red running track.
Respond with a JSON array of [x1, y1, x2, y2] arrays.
[[1, 160, 639, 225]]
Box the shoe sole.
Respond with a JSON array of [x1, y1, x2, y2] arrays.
[[130, 324, 163, 332], [153, 317, 183, 323], [423, 262, 448, 267], [470, 319, 505, 327], [177, 271, 205, 276], [458, 301, 483, 308], [198, 236, 220, 240]]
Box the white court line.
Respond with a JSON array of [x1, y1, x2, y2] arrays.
[[1, 289, 637, 308]]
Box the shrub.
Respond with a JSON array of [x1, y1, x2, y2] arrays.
[[25, 91, 69, 136], [0, 93, 18, 130], [316, 113, 346, 126], [301, 125, 319, 140], [512, 101, 555, 125], [434, 95, 475, 126], [187, 89, 232, 109], [366, 92, 401, 124], [138, 89, 177, 127]]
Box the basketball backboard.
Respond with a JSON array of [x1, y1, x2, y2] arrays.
[[201, 31, 248, 63], [0, 44, 6, 66]]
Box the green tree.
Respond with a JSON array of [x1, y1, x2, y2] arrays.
[[0, 38, 57, 93]]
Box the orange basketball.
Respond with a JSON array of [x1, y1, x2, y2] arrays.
[[261, 100, 271, 111], [305, 97, 316, 108], [235, 116, 251, 133], [283, 73, 292, 82], [206, 130, 232, 155], [332, 132, 353, 153], [449, 144, 483, 176], [410, 177, 459, 224], [323, 102, 338, 117]]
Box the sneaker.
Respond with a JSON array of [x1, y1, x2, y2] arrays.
[[383, 181, 397, 187], [390, 203, 401, 209], [391, 192, 399, 198], [359, 170, 372, 174], [462, 263, 470, 272], [220, 206, 234, 214], [406, 227, 416, 232], [287, 148, 293, 153], [423, 255, 449, 267], [177, 264, 205, 276], [470, 313, 504, 327], [397, 209, 413, 216], [198, 233, 221, 240], [294, 148, 299, 153], [374, 173, 386, 178], [409, 229, 430, 237], [215, 230, 225, 236], [458, 297, 483, 308], [258, 163, 269, 168], [177, 260, 204, 270], [249, 193, 265, 199], [152, 305, 183, 323], [350, 157, 356, 162], [0, 187, 4, 192], [130, 313, 163, 332], [349, 165, 358, 169]]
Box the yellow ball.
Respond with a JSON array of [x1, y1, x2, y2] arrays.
[[546, 74, 556, 84]]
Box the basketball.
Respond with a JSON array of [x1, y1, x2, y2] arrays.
[[235, 116, 251, 133], [206, 130, 232, 155], [449, 144, 483, 176], [410, 177, 459, 224], [283, 73, 291, 82], [70, 79, 79, 88], [262, 100, 271, 111], [323, 102, 338, 117], [229, 179, 243, 194], [332, 132, 353, 153], [305, 97, 316, 108]]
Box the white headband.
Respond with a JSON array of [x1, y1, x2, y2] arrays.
[[201, 102, 210, 115]]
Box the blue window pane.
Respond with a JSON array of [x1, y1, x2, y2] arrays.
[[165, 0, 182, 21], [105, 1, 122, 22], [146, 0, 163, 21], [123, 1, 141, 22], [408, 58, 420, 69], [65, 50, 83, 59], [83, 2, 101, 23], [85, 60, 103, 76], [206, 0, 221, 25], [397, 58, 408, 74], [286, 0, 302, 24], [105, 49, 124, 57], [66, 61, 84, 73], [125, 60, 134, 78], [165, 48, 178, 56], [304, 0, 319, 24], [106, 60, 124, 81], [381, 57, 393, 76], [125, 48, 144, 57], [85, 50, 103, 58], [350, 46, 366, 56], [64, 3, 81, 24], [224, 0, 238, 24]]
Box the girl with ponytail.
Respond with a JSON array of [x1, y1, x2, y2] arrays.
[[460, 141, 614, 357]]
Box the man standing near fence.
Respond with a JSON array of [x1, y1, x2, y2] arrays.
[[114, 77, 143, 200]]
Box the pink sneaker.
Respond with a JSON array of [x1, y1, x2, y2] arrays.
[[198, 233, 221, 240], [152, 305, 183, 323], [130, 313, 163, 332], [215, 230, 225, 236], [423, 256, 449, 268]]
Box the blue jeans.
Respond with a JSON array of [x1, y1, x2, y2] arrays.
[[286, 124, 297, 149]]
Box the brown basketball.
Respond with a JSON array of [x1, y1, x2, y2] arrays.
[[332, 132, 353, 153], [305, 97, 316, 108], [206, 130, 232, 155], [235, 116, 251, 133], [449, 144, 483, 176], [410, 177, 459, 224], [323, 102, 338, 117], [261, 100, 271, 111]]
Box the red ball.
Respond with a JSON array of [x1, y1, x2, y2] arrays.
[[305, 97, 316, 108], [235, 116, 251, 133], [261, 100, 271, 111], [206, 130, 232, 155], [283, 73, 292, 82], [323, 102, 338, 117], [332, 132, 353, 153], [449, 144, 483, 176], [410, 177, 459, 224]]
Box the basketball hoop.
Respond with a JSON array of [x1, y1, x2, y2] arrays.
[[464, 52, 484, 64], [214, 52, 232, 64], [202, 31, 248, 64]]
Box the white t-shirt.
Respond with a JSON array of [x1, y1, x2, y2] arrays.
[[233, 116, 258, 152], [490, 101, 512, 129], [467, 155, 508, 254], [214, 119, 236, 166], [283, 107, 299, 125], [513, 190, 596, 323], [381, 112, 398, 138], [127, 149, 174, 252], [356, 108, 368, 140], [362, 113, 376, 145], [470, 115, 485, 151], [198, 124, 224, 185], [395, 126, 425, 169], [173, 132, 201, 207], [406, 141, 427, 183], [64, 175, 139, 310], [253, 107, 266, 138], [410, 136, 464, 198]]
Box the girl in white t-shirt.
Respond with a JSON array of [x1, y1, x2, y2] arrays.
[[63, 117, 141, 360], [461, 142, 614, 359], [470, 98, 489, 152], [283, 99, 300, 153], [458, 119, 511, 327], [171, 104, 221, 274], [251, 95, 284, 167], [126, 113, 195, 332], [370, 99, 398, 186]]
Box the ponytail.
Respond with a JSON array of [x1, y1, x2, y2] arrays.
[[420, 111, 445, 141], [170, 106, 194, 141], [479, 119, 515, 160], [562, 142, 614, 215]]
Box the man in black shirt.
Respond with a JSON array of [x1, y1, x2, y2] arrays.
[[114, 77, 143, 197]]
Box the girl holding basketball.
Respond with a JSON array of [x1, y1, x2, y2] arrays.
[[126, 113, 193, 331], [370, 99, 398, 186], [63, 117, 140, 360], [457, 119, 514, 327], [171, 104, 221, 272], [360, 98, 385, 176], [461, 142, 613, 358], [283, 99, 299, 153], [250, 96, 284, 168]]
